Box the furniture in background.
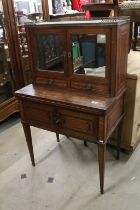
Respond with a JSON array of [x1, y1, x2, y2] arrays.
[[0, 0, 50, 122], [15, 17, 129, 194], [82, 0, 140, 51], [82, 0, 119, 17], [0, 42, 18, 122], [0, 11, 19, 122], [109, 51, 140, 151], [119, 2, 140, 51]]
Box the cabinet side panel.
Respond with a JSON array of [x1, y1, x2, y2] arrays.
[[106, 96, 124, 138], [116, 24, 129, 95]]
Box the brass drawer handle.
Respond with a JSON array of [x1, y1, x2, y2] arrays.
[[85, 83, 92, 91], [48, 79, 54, 85]]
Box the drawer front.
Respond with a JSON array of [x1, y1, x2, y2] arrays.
[[21, 100, 54, 130], [36, 77, 67, 88], [56, 109, 98, 141], [71, 81, 109, 95], [20, 100, 98, 141]]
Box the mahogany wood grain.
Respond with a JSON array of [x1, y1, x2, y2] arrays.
[[15, 18, 129, 194], [22, 122, 35, 166]]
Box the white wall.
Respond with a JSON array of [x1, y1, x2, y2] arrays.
[[48, 0, 52, 14], [0, 0, 3, 11]]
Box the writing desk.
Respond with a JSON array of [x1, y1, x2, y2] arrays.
[[16, 84, 124, 194], [15, 18, 129, 194]]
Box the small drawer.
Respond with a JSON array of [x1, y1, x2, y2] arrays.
[[36, 77, 67, 88], [71, 81, 108, 95]]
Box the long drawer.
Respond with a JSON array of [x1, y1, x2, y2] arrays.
[[20, 100, 99, 142], [55, 108, 98, 142]]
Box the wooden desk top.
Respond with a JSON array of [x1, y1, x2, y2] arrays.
[[15, 84, 116, 115]]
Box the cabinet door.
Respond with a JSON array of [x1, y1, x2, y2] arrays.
[[27, 28, 68, 86], [67, 28, 111, 95]]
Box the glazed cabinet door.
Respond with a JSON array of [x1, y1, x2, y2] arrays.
[[67, 28, 111, 96], [26, 27, 68, 87]]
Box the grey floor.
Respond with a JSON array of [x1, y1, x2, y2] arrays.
[[0, 116, 140, 210], [0, 51, 140, 210]]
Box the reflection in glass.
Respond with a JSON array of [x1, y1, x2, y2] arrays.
[[14, 0, 43, 56], [72, 34, 106, 78], [0, 42, 13, 104], [35, 34, 64, 72]]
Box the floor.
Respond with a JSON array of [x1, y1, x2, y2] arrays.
[[0, 51, 140, 210], [0, 114, 140, 210]]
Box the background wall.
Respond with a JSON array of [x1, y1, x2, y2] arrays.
[[0, 0, 3, 11]]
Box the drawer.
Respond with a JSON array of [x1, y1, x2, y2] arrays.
[[56, 109, 98, 141], [21, 100, 98, 141], [36, 77, 67, 88], [22, 100, 54, 130], [71, 81, 108, 95]]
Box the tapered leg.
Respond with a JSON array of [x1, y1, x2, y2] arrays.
[[56, 133, 60, 142], [98, 142, 106, 194], [22, 122, 35, 166], [116, 120, 123, 160]]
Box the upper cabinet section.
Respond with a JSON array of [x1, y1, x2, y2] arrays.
[[26, 17, 130, 96]]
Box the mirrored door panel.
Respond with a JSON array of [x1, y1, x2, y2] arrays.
[[71, 34, 106, 78], [35, 33, 65, 72]]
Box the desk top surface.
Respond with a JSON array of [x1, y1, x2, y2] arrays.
[[15, 84, 116, 114], [25, 17, 130, 28]]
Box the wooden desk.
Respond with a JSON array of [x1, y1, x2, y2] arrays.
[[15, 84, 124, 194], [119, 9, 140, 50], [15, 18, 129, 194]]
